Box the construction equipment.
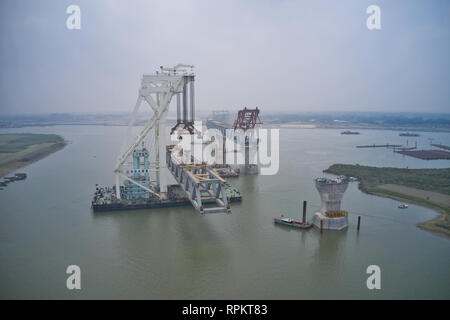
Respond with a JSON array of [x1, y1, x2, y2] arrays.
[[233, 107, 262, 131], [166, 145, 231, 214], [114, 64, 196, 201], [107, 64, 239, 215]]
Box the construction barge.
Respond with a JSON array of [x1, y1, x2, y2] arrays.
[[356, 144, 401, 148], [394, 149, 450, 160], [431, 143, 450, 151], [399, 132, 420, 137], [92, 183, 242, 212], [274, 217, 312, 229], [92, 64, 247, 215]]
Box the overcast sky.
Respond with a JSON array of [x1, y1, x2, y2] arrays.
[[0, 0, 449, 115]]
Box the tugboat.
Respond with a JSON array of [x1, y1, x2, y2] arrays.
[[4, 173, 27, 182], [274, 215, 312, 229], [398, 203, 409, 209], [14, 173, 27, 180]]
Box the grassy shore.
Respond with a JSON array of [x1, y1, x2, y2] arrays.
[[324, 164, 450, 237], [0, 134, 66, 178]]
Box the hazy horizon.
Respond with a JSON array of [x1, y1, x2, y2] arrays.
[[2, 110, 450, 117], [1, 0, 449, 115]]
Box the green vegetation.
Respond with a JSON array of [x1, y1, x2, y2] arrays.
[[325, 164, 450, 195], [0, 134, 64, 153], [0, 133, 66, 177], [325, 164, 450, 236]]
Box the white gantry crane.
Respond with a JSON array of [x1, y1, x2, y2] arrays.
[[113, 64, 232, 214], [114, 64, 195, 201]]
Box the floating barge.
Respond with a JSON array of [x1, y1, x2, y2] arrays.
[[93, 65, 244, 215], [274, 217, 312, 229], [431, 143, 450, 151], [211, 164, 240, 178], [394, 149, 450, 160], [399, 132, 420, 137], [356, 144, 401, 148], [92, 184, 242, 212], [395, 146, 416, 151], [1, 173, 27, 189], [4, 173, 27, 181]]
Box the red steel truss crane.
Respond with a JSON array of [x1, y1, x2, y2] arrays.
[[233, 107, 262, 131]]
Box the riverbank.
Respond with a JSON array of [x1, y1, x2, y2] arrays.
[[0, 134, 66, 178], [324, 164, 450, 237]]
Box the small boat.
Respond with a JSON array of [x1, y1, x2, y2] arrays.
[[3, 173, 27, 182], [399, 132, 419, 137], [274, 216, 312, 229], [14, 173, 27, 180], [398, 204, 409, 209], [341, 131, 360, 135]]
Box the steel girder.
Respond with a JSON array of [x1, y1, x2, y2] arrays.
[[166, 145, 231, 215]]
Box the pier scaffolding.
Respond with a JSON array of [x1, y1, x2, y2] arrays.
[[312, 177, 349, 230], [234, 107, 262, 174]]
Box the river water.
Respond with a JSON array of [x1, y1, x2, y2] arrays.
[[0, 125, 449, 299]]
